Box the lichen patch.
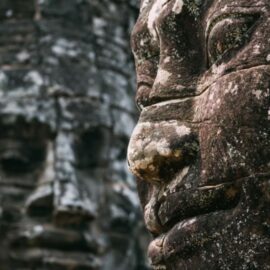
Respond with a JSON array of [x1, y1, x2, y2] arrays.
[[127, 121, 195, 182]]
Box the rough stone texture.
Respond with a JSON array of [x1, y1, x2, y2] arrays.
[[0, 0, 150, 269], [128, 0, 270, 269]]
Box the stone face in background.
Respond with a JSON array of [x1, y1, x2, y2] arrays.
[[0, 0, 150, 269], [128, 0, 270, 269]]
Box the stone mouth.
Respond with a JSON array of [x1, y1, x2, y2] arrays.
[[156, 181, 241, 233], [10, 248, 101, 270], [147, 208, 234, 268], [10, 225, 101, 254], [146, 182, 242, 268], [8, 226, 102, 269], [148, 173, 270, 267], [147, 171, 270, 237], [144, 180, 242, 238]]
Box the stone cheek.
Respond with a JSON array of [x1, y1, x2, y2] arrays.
[[194, 66, 270, 185]]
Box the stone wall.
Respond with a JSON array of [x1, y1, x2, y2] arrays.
[[0, 0, 149, 269]]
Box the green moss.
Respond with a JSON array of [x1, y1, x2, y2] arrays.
[[183, 0, 202, 18]]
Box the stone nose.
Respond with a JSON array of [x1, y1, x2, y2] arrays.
[[53, 178, 96, 226], [26, 135, 96, 226], [27, 179, 96, 226], [53, 133, 96, 226], [127, 121, 199, 184]]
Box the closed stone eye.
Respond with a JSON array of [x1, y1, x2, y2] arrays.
[[0, 140, 46, 175], [0, 147, 43, 175], [0, 152, 31, 174], [207, 13, 260, 66]]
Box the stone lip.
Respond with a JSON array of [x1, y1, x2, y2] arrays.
[[145, 180, 241, 237], [147, 209, 231, 268], [9, 225, 101, 269], [157, 181, 241, 231], [10, 249, 100, 270]]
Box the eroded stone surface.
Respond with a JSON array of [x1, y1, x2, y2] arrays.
[[128, 0, 270, 269], [0, 1, 150, 270]]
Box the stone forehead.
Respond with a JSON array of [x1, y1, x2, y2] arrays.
[[0, 96, 135, 138], [0, 0, 131, 20], [0, 0, 135, 110], [0, 97, 57, 130], [0, 69, 134, 113]]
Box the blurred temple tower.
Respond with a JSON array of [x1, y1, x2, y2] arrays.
[[0, 0, 149, 269]]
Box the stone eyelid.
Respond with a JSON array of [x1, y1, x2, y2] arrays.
[[206, 13, 260, 66]]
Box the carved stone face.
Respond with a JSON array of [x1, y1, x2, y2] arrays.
[[128, 0, 270, 269], [0, 1, 143, 270]]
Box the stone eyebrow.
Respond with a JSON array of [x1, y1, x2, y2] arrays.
[[0, 115, 54, 139]]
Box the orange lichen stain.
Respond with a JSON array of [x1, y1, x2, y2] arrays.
[[225, 187, 238, 199]]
